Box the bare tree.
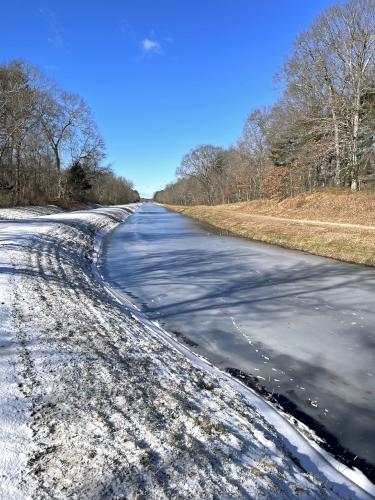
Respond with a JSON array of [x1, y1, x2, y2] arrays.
[[283, 0, 375, 189], [35, 89, 99, 197], [177, 145, 226, 204], [0, 60, 138, 207]]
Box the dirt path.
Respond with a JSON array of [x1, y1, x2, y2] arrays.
[[231, 212, 375, 231]]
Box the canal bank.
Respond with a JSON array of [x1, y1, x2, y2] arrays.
[[99, 203, 375, 481]]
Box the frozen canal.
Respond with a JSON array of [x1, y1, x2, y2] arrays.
[[99, 203, 375, 470]]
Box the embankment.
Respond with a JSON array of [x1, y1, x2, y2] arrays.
[[163, 191, 375, 266]]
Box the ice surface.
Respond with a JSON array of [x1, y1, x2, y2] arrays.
[[100, 203, 375, 467]]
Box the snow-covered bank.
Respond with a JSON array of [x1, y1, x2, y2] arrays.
[[0, 231, 33, 499], [0, 205, 64, 220], [0, 205, 372, 498]]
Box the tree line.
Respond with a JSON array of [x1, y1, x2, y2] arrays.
[[154, 0, 374, 205], [0, 60, 139, 207]]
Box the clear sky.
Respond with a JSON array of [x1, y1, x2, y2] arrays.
[[2, 0, 340, 197]]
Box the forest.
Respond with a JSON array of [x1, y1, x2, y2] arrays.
[[154, 0, 375, 205], [0, 61, 139, 207]]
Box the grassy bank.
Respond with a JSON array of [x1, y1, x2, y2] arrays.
[[162, 191, 375, 266]]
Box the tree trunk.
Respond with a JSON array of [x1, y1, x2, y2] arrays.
[[328, 84, 341, 185], [53, 146, 64, 199], [14, 141, 21, 206], [350, 81, 361, 192], [333, 119, 341, 185]]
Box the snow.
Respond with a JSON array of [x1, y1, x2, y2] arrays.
[[0, 203, 373, 498], [0, 205, 64, 220], [0, 236, 33, 499]]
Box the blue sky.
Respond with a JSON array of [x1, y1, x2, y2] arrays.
[[2, 0, 339, 197]]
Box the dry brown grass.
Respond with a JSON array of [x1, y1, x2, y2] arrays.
[[162, 190, 375, 266], [216, 190, 375, 225]]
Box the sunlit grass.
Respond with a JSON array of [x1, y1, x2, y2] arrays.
[[164, 194, 375, 266]]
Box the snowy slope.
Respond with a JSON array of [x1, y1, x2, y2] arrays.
[[0, 229, 34, 499], [0, 204, 372, 499], [0, 205, 64, 220]]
